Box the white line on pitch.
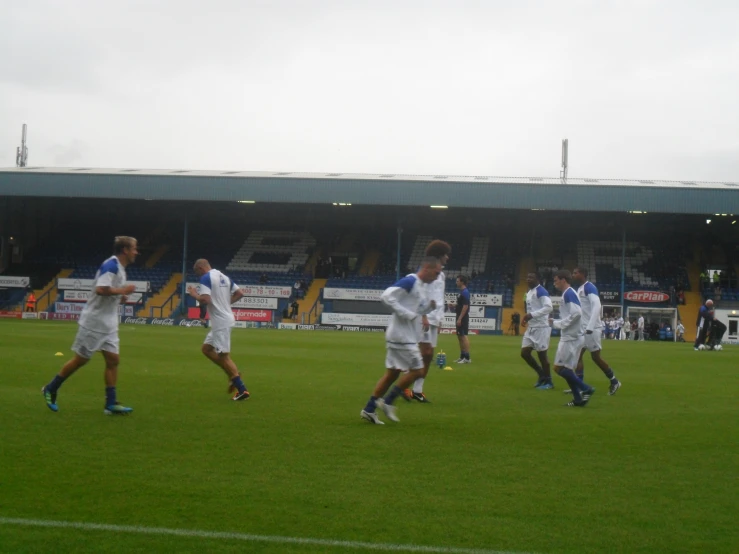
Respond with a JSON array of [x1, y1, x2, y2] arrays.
[[0, 517, 537, 554]]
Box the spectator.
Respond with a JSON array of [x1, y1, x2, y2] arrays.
[[259, 273, 269, 284], [25, 290, 36, 312], [290, 300, 299, 320], [294, 279, 301, 298]]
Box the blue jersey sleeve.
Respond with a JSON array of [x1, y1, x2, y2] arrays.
[[536, 285, 550, 298], [564, 288, 581, 305], [584, 282, 598, 296], [392, 275, 417, 293]]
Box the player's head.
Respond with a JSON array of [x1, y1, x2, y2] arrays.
[[526, 272, 541, 289], [456, 275, 468, 289], [705, 299, 714, 308], [425, 240, 451, 265], [572, 266, 588, 286], [417, 256, 442, 284], [193, 258, 212, 277], [553, 269, 572, 292], [114, 236, 138, 265]]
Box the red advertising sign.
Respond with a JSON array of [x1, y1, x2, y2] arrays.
[[42, 312, 81, 321], [233, 309, 272, 322], [187, 308, 273, 322], [0, 310, 21, 319], [624, 291, 670, 303]]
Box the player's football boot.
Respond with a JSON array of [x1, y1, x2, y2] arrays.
[[562, 389, 573, 394], [360, 410, 384, 425], [104, 402, 133, 415], [41, 386, 58, 412], [402, 388, 413, 402], [412, 392, 430, 403], [564, 400, 588, 407], [375, 398, 399, 422], [608, 381, 622, 396], [534, 377, 545, 388], [454, 358, 465, 363], [232, 390, 250, 401], [581, 387, 595, 402], [536, 381, 554, 390], [459, 358, 471, 364]]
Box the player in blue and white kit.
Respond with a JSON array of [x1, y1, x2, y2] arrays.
[[361, 257, 441, 424], [187, 259, 250, 401], [521, 272, 553, 389], [550, 270, 595, 407], [572, 267, 621, 395], [42, 236, 139, 415], [404, 240, 451, 403]]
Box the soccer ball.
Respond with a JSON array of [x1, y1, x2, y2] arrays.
[[715, 344, 723, 351], [698, 344, 706, 351]]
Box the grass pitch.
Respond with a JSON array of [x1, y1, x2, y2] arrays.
[[0, 320, 737, 553]]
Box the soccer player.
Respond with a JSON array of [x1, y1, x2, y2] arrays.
[[187, 259, 250, 400], [41, 236, 139, 415], [360, 257, 441, 424], [571, 267, 622, 395], [637, 315, 645, 341], [454, 275, 471, 363], [550, 270, 595, 407], [676, 321, 685, 342], [521, 272, 554, 389], [694, 299, 715, 350], [405, 239, 451, 403]]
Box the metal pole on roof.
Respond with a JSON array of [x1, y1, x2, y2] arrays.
[[180, 216, 188, 316], [560, 138, 568, 181], [15, 124, 28, 167]]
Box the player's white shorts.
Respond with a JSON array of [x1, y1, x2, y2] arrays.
[[205, 327, 232, 354], [555, 337, 584, 370], [385, 345, 424, 372], [420, 325, 439, 347], [72, 326, 120, 359], [582, 329, 603, 352], [522, 326, 551, 352]]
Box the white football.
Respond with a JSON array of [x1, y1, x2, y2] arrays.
[[715, 344, 723, 351], [698, 344, 706, 350]]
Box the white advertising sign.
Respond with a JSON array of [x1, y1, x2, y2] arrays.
[[232, 296, 278, 309], [323, 288, 383, 301], [187, 282, 292, 299], [56, 302, 134, 316], [444, 292, 502, 307], [322, 312, 496, 330], [0, 276, 30, 288], [58, 278, 149, 293], [324, 288, 502, 307], [63, 290, 143, 304]]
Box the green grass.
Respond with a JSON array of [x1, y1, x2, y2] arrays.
[[0, 319, 737, 553]]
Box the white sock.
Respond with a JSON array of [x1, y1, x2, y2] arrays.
[[413, 377, 425, 394]]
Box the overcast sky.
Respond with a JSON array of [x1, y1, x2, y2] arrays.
[[1, 0, 737, 181]]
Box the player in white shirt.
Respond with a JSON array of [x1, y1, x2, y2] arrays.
[[550, 270, 595, 407], [404, 240, 451, 403], [42, 236, 138, 415], [637, 315, 645, 341], [572, 267, 622, 396], [676, 321, 685, 342], [187, 259, 250, 401], [361, 257, 441, 424], [616, 316, 625, 340], [521, 272, 554, 389]]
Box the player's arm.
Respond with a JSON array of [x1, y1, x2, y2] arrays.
[[230, 281, 244, 304], [553, 302, 581, 330], [586, 293, 601, 333], [457, 296, 469, 324], [381, 285, 423, 321], [188, 275, 212, 305], [528, 296, 553, 320], [96, 284, 135, 296]]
